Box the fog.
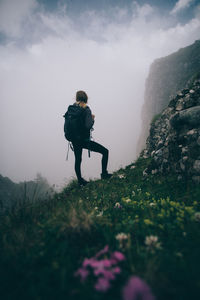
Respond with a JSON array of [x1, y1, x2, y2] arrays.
[[0, 0, 200, 188]]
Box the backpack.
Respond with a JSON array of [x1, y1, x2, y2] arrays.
[[63, 105, 86, 141]]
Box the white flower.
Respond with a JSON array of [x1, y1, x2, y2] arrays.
[[149, 202, 156, 207], [132, 191, 136, 197], [115, 233, 128, 241], [97, 211, 103, 217], [114, 202, 122, 208], [145, 235, 162, 251], [194, 212, 200, 222], [124, 198, 131, 203], [94, 207, 98, 210], [130, 165, 136, 169], [145, 235, 158, 245], [116, 233, 129, 249], [118, 174, 125, 179]]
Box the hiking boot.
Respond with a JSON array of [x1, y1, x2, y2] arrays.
[[78, 178, 89, 187], [101, 172, 112, 180]]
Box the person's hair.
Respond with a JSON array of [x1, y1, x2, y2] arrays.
[[76, 90, 88, 103]]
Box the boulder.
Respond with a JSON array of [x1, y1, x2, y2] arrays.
[[170, 106, 200, 129]]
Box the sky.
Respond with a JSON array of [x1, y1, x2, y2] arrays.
[[0, 0, 200, 188]]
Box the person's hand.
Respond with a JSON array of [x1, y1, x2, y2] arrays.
[[92, 114, 95, 120]]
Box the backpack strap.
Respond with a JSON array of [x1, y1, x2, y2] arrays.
[[66, 142, 74, 161]]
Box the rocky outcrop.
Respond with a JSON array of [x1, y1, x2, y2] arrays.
[[138, 40, 200, 153], [142, 79, 200, 182]]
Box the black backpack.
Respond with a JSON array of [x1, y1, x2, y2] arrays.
[[63, 105, 86, 141]]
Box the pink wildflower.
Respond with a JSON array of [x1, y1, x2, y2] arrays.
[[74, 268, 89, 282], [90, 259, 110, 268], [75, 245, 126, 293], [101, 259, 112, 267], [95, 277, 111, 292], [83, 258, 94, 267], [95, 245, 109, 258], [123, 276, 155, 300], [89, 260, 102, 268], [103, 269, 116, 280], [112, 266, 121, 274], [112, 251, 126, 262], [94, 268, 116, 280]]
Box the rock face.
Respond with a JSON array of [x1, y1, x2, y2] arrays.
[[138, 40, 200, 153], [142, 79, 200, 182]]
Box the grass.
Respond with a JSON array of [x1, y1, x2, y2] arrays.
[[0, 157, 200, 300]]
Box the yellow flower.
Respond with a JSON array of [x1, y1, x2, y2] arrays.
[[170, 201, 177, 207], [161, 199, 166, 206], [157, 214, 164, 219], [144, 219, 153, 225], [184, 206, 194, 214]]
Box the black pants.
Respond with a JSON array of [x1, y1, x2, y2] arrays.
[[72, 140, 109, 181]]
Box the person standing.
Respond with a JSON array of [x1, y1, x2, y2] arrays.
[[64, 90, 112, 186]]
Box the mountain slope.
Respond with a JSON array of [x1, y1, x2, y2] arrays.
[[0, 158, 200, 300]]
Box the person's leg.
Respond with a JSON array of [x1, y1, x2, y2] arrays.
[[82, 140, 111, 177], [72, 143, 87, 185]]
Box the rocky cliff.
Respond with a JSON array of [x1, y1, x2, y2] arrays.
[[142, 78, 200, 182], [138, 40, 200, 152]]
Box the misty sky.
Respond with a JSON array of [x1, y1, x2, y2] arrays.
[[0, 0, 200, 188]]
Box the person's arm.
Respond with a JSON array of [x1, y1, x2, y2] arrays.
[[85, 107, 95, 129]]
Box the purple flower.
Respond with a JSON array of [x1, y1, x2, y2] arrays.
[[95, 277, 111, 292], [101, 259, 112, 267], [112, 266, 121, 274], [74, 268, 89, 282], [94, 268, 116, 280], [83, 258, 93, 267], [123, 276, 155, 300], [112, 251, 126, 262], [75, 245, 126, 293], [93, 259, 113, 276], [95, 245, 109, 258], [103, 269, 116, 280]]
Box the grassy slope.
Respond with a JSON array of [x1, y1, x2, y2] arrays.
[[0, 157, 200, 300]]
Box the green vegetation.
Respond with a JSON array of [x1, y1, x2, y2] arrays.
[[0, 157, 200, 300], [151, 113, 162, 125]]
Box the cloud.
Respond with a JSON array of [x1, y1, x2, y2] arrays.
[[194, 4, 200, 18], [0, 0, 38, 38], [0, 1, 200, 186], [171, 0, 194, 15]]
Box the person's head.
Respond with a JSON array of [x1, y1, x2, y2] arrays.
[[76, 90, 88, 103]]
